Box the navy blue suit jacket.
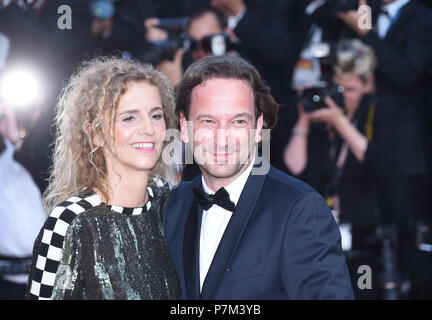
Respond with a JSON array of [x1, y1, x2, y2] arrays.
[[163, 161, 354, 299]]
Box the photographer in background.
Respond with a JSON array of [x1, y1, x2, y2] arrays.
[[0, 105, 45, 300], [338, 0, 432, 219], [284, 40, 395, 221], [338, 0, 432, 298], [144, 6, 228, 87], [210, 0, 303, 106], [39, 0, 158, 68], [284, 40, 397, 298], [0, 78, 46, 300]]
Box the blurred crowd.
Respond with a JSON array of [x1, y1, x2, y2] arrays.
[[0, 0, 432, 300]]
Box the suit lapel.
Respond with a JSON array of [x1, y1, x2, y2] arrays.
[[384, 1, 413, 43], [200, 161, 267, 299], [183, 177, 203, 300]]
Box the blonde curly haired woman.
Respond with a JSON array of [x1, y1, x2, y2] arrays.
[[26, 57, 181, 300]]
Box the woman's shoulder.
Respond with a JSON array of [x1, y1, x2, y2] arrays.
[[149, 176, 172, 194], [27, 193, 102, 299], [40, 193, 104, 242], [48, 193, 103, 226], [148, 178, 172, 209]]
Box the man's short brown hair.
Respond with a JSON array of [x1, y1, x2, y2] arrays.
[[176, 55, 279, 129]]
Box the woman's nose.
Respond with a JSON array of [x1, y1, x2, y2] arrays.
[[138, 116, 155, 136]]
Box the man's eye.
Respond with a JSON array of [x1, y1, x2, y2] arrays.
[[152, 113, 164, 120], [202, 119, 215, 124], [234, 119, 247, 125]]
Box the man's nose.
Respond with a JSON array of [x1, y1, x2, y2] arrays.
[[215, 127, 230, 148]]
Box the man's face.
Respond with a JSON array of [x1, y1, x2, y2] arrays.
[[180, 78, 263, 182], [188, 12, 223, 61]]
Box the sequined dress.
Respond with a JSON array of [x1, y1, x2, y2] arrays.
[[26, 185, 181, 300]]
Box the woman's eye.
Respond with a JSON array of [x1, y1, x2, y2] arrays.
[[123, 116, 135, 122]]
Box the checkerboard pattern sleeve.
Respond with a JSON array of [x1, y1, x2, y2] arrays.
[[27, 194, 100, 299]]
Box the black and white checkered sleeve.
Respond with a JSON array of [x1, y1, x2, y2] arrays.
[[27, 195, 99, 300]]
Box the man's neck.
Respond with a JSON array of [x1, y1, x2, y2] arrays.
[[202, 155, 255, 192]]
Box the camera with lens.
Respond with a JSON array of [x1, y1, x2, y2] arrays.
[[297, 40, 345, 113], [142, 16, 233, 66], [155, 17, 189, 34], [299, 81, 344, 113], [189, 33, 231, 56], [141, 17, 189, 66]]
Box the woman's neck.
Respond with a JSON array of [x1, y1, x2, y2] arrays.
[[105, 168, 150, 208]]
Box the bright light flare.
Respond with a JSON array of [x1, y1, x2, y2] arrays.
[[0, 67, 41, 109]]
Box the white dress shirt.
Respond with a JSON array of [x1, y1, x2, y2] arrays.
[[377, 0, 410, 38], [199, 158, 255, 291], [227, 7, 247, 30], [305, 0, 326, 15]]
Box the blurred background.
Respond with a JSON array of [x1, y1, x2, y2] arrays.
[[0, 0, 431, 300]]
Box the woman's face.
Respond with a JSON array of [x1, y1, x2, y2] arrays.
[[333, 73, 370, 116], [102, 81, 166, 177]]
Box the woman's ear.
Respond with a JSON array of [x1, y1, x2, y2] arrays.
[[93, 132, 105, 148], [85, 122, 104, 148]]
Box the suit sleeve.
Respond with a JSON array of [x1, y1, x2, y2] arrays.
[[361, 18, 432, 87], [25, 198, 89, 299], [26, 211, 84, 300], [281, 192, 354, 299], [362, 96, 397, 177], [234, 0, 296, 65]]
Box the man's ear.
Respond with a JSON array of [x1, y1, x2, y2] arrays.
[[254, 113, 264, 144], [180, 112, 190, 144]]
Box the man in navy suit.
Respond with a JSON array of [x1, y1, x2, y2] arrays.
[[163, 55, 354, 299]]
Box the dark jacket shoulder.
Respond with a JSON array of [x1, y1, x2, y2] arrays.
[[265, 165, 317, 194]]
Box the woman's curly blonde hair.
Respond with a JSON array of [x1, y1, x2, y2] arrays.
[[43, 56, 176, 214]]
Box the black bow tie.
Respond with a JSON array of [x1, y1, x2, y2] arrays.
[[193, 187, 236, 212]]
